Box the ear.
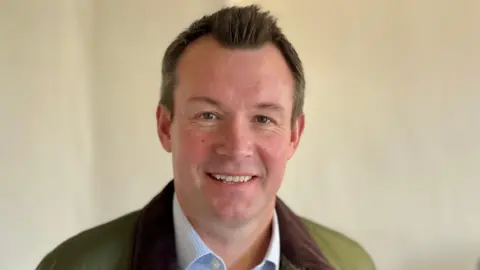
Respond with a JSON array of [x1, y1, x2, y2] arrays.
[[287, 113, 305, 160], [156, 105, 173, 153]]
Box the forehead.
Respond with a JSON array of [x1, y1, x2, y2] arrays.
[[174, 36, 294, 106]]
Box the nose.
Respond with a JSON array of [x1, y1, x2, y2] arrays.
[[215, 118, 254, 158]]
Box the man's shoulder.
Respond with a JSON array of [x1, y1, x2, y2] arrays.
[[300, 217, 376, 270], [36, 211, 140, 270]]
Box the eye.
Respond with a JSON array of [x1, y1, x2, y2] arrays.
[[255, 115, 273, 124], [200, 112, 217, 120]]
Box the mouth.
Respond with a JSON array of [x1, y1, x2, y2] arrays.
[[206, 173, 257, 184]]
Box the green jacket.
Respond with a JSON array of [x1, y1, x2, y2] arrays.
[[37, 181, 375, 270]]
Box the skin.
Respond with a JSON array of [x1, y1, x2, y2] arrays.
[[156, 36, 305, 269]]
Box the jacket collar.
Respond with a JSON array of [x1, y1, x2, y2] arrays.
[[131, 180, 333, 270]]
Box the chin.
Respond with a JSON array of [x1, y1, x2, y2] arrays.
[[209, 198, 265, 224]]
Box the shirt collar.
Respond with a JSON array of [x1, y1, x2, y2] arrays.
[[173, 193, 280, 269], [263, 209, 280, 268]]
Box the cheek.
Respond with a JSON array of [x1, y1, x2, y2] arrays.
[[257, 136, 290, 193], [174, 127, 211, 163], [257, 135, 290, 164]]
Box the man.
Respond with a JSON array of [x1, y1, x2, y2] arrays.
[[37, 5, 375, 270]]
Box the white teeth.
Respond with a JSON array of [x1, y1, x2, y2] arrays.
[[212, 174, 253, 183]]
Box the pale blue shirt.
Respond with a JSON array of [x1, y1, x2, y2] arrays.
[[173, 194, 280, 270]]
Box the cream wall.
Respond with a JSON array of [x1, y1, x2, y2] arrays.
[[1, 0, 479, 269], [1, 1, 94, 269]]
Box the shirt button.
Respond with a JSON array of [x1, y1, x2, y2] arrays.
[[211, 257, 221, 269]]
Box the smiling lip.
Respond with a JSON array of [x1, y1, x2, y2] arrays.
[[206, 172, 257, 184], [207, 172, 257, 176]]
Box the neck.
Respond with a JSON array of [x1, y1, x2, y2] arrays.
[[187, 206, 275, 269]]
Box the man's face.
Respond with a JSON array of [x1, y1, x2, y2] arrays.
[[157, 36, 304, 225]]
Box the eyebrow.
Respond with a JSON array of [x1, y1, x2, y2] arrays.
[[255, 102, 285, 113], [186, 96, 285, 112], [187, 96, 221, 106]]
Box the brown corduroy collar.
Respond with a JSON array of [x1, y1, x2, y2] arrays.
[[130, 180, 333, 270]]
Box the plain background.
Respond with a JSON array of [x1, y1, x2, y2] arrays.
[[1, 0, 479, 269]]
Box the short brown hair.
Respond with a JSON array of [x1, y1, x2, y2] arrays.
[[159, 5, 305, 125]]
